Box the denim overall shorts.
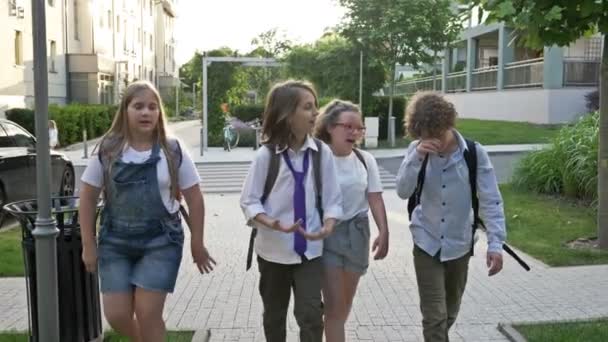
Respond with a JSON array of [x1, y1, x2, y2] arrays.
[[97, 143, 184, 293]]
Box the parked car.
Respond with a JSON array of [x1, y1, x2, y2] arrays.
[[0, 119, 75, 224]]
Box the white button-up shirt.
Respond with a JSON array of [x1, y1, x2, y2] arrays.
[[396, 130, 506, 261], [240, 136, 343, 264]]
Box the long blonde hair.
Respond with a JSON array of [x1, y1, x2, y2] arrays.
[[97, 80, 180, 200]]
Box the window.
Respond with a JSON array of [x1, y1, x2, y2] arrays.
[[74, 0, 79, 40], [3, 122, 36, 148], [138, 28, 141, 43], [149, 0, 153, 16], [0, 126, 14, 148], [149, 34, 153, 51], [14, 31, 23, 65], [108, 11, 112, 29], [123, 20, 127, 52], [8, 0, 17, 16], [49, 40, 57, 72], [116, 15, 120, 32]]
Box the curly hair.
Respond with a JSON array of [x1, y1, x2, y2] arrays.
[[314, 99, 361, 144], [403, 91, 457, 139]]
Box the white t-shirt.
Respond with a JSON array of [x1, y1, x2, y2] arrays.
[[81, 143, 200, 213], [334, 149, 382, 220]]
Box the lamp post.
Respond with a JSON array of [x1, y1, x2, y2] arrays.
[[32, 0, 60, 340]]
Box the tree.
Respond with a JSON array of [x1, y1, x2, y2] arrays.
[[466, 0, 608, 249], [251, 28, 293, 58], [338, 0, 460, 145], [179, 47, 249, 144], [283, 33, 386, 114]]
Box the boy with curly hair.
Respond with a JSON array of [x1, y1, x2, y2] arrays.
[[396, 92, 506, 342]]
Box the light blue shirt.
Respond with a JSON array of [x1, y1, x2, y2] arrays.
[[396, 130, 506, 261]]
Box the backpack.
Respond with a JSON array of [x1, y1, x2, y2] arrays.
[[245, 140, 367, 270], [407, 138, 530, 271]]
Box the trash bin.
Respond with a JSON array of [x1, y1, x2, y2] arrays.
[[4, 196, 104, 342]]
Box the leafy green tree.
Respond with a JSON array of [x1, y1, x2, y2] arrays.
[[283, 33, 386, 115], [465, 0, 608, 248], [338, 0, 460, 143], [179, 47, 248, 144]]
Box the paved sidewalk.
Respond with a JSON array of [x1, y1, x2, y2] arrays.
[[1, 192, 607, 341]]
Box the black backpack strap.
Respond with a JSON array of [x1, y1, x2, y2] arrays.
[[312, 138, 323, 220], [352, 148, 368, 171], [247, 144, 280, 271], [167, 138, 183, 168], [407, 154, 429, 220], [261, 145, 280, 204], [464, 139, 530, 270], [463, 139, 480, 256]]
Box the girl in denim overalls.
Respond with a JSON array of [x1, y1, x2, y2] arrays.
[[79, 81, 215, 342]]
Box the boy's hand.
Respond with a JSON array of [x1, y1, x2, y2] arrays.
[[416, 139, 442, 155], [487, 252, 503, 276]]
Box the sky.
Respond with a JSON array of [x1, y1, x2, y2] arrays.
[[174, 0, 347, 65]]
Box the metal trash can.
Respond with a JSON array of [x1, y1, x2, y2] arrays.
[[4, 196, 104, 342]]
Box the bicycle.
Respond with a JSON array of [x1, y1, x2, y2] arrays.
[[223, 121, 239, 151], [223, 118, 262, 151]]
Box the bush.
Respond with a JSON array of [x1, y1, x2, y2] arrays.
[[232, 104, 264, 122], [5, 108, 36, 134], [513, 111, 598, 204], [585, 90, 599, 112], [366, 96, 407, 140], [6, 104, 116, 146]]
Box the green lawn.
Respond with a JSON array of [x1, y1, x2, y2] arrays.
[[103, 331, 194, 341], [0, 333, 28, 342], [0, 228, 24, 277], [514, 319, 608, 342], [501, 185, 608, 266], [376, 118, 561, 148], [0, 331, 194, 342]]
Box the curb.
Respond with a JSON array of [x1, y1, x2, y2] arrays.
[[191, 328, 211, 342], [497, 323, 527, 342]]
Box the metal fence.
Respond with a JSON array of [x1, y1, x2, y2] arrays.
[[471, 66, 498, 91], [504, 58, 544, 88], [563, 59, 600, 86]]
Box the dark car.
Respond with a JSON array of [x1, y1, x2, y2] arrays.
[[0, 119, 75, 222]]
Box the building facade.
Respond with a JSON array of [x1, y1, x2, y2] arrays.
[[389, 5, 602, 124], [0, 0, 179, 116]]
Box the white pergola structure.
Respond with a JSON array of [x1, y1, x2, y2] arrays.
[[200, 56, 282, 155]]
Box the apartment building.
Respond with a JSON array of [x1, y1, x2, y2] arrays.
[[0, 0, 179, 116]]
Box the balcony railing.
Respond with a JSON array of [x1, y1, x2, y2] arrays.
[[471, 66, 498, 91], [393, 75, 442, 95], [504, 58, 544, 88], [563, 59, 600, 86], [446, 71, 466, 92], [384, 56, 598, 96]]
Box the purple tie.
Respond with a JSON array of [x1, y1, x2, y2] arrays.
[[282, 149, 309, 256]]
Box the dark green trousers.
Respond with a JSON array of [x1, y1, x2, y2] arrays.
[[413, 245, 470, 342], [257, 256, 323, 342]]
